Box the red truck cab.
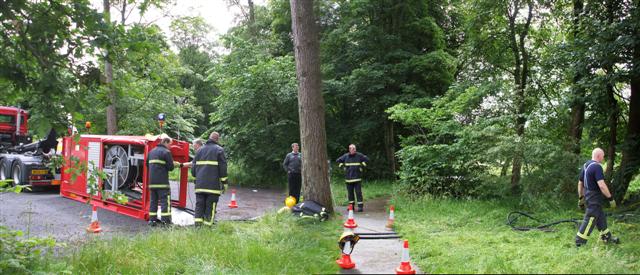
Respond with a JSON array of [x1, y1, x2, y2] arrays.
[[0, 106, 30, 147], [0, 106, 59, 188]]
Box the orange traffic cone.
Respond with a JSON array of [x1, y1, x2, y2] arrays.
[[336, 240, 356, 269], [343, 204, 358, 228], [228, 189, 239, 208], [395, 240, 416, 274], [86, 205, 102, 233], [386, 205, 395, 230]]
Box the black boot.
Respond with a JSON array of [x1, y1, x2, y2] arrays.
[[148, 219, 159, 227], [160, 218, 173, 227], [601, 233, 620, 244], [575, 235, 587, 247], [357, 204, 363, 212]]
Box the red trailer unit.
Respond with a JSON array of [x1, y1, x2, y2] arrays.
[[60, 135, 189, 220]]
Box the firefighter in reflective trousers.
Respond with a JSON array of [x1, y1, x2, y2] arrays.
[[147, 136, 176, 226], [575, 148, 620, 247], [336, 144, 369, 212], [192, 131, 228, 226]]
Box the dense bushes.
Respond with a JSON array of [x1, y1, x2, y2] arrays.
[[389, 82, 583, 202]]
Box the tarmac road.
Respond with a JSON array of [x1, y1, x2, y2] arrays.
[[0, 182, 285, 243]]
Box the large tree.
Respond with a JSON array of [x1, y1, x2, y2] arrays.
[[505, 0, 534, 193], [290, 0, 333, 211], [567, 0, 587, 156], [103, 0, 118, 135], [613, 0, 640, 201]]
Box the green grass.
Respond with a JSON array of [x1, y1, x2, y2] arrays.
[[34, 214, 342, 274], [392, 196, 640, 274], [330, 177, 395, 206], [21, 176, 640, 274]]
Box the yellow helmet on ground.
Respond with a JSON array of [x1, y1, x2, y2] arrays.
[[285, 196, 297, 208]]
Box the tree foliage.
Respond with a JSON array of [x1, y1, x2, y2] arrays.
[[210, 24, 299, 181], [0, 0, 106, 134], [0, 0, 638, 202]]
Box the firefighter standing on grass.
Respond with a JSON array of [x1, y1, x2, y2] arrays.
[[575, 147, 620, 247], [147, 136, 177, 226], [336, 144, 369, 212], [192, 132, 228, 226]]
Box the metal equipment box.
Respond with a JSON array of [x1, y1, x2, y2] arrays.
[[60, 135, 189, 220]]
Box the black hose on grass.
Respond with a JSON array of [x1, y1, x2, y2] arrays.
[[506, 211, 581, 232], [174, 206, 195, 215], [355, 232, 398, 235], [358, 235, 402, 239], [506, 210, 638, 232]]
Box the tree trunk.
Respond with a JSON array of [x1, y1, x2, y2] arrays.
[[383, 119, 396, 175], [104, 0, 118, 135], [605, 83, 618, 181], [248, 0, 255, 26], [568, 0, 586, 155], [290, 0, 333, 212], [507, 0, 533, 194], [121, 0, 126, 24], [613, 75, 640, 202], [613, 3, 640, 201], [604, 0, 619, 181]]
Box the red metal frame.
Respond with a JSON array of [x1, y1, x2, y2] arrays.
[[60, 135, 189, 220]]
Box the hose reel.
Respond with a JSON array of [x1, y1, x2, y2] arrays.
[[104, 145, 131, 191]]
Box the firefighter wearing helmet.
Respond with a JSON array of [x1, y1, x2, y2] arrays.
[[191, 131, 228, 226]]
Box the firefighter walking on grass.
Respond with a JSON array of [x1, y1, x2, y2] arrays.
[[575, 148, 620, 247], [147, 136, 177, 226], [192, 132, 228, 226], [336, 144, 369, 212]]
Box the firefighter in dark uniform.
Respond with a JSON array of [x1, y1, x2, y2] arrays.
[[146, 136, 176, 226], [336, 144, 369, 212], [192, 132, 228, 226], [575, 148, 620, 247]]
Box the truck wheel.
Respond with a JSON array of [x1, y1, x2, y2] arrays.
[[0, 158, 11, 184], [11, 159, 28, 186]]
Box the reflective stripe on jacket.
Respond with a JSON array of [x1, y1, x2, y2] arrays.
[[191, 139, 228, 193], [336, 152, 369, 182], [146, 143, 175, 188]]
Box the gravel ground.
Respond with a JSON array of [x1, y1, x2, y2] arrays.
[[0, 182, 285, 243]]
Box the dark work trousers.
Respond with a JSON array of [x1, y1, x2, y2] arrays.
[[288, 172, 302, 202], [346, 181, 363, 208], [150, 188, 171, 223], [195, 193, 219, 226], [576, 203, 611, 245]]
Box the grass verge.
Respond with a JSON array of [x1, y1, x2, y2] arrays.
[[392, 195, 640, 273], [34, 213, 342, 274]]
